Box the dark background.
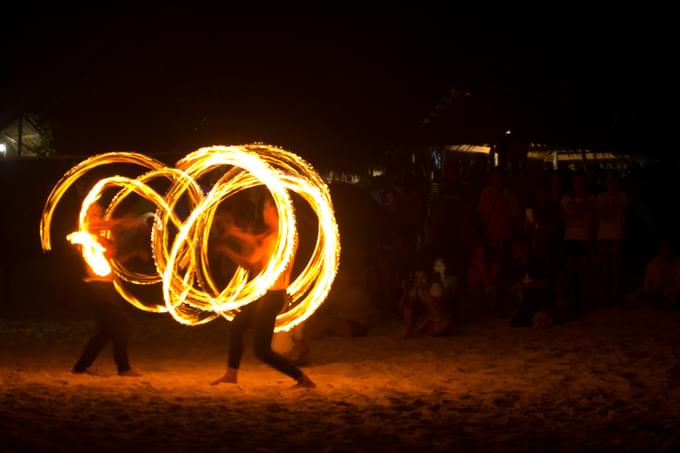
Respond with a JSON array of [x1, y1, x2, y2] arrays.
[[0, 8, 677, 314], [1, 8, 676, 165]]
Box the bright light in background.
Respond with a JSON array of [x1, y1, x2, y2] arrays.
[[505, 129, 512, 136], [0, 143, 6, 154], [494, 152, 500, 167], [444, 145, 491, 155]]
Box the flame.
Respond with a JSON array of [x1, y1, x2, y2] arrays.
[[66, 231, 112, 277], [40, 144, 340, 332]]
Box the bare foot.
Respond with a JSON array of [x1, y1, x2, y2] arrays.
[[211, 369, 238, 386], [290, 374, 316, 389], [118, 370, 142, 377]]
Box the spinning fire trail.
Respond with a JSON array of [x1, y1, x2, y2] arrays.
[[40, 144, 341, 332]]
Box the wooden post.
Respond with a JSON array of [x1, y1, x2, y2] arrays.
[[581, 148, 588, 173], [17, 115, 24, 158]]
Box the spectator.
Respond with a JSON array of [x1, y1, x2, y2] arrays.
[[416, 271, 452, 336], [478, 170, 520, 309], [525, 186, 551, 262], [546, 171, 566, 271], [596, 173, 628, 302], [561, 173, 596, 313], [508, 238, 554, 327], [399, 269, 450, 337], [633, 240, 680, 309], [433, 257, 457, 304], [478, 170, 520, 251], [466, 245, 500, 315]]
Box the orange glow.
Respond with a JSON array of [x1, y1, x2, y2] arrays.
[[40, 144, 340, 331], [66, 231, 112, 277]]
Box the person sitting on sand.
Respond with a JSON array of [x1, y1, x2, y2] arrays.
[[400, 269, 450, 337], [432, 256, 457, 310], [634, 240, 680, 309], [508, 238, 554, 327]]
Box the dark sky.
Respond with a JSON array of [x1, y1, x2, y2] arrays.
[[1, 9, 675, 165]]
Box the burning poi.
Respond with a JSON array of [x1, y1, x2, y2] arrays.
[[40, 144, 341, 333]]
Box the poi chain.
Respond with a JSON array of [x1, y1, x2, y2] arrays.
[[40, 145, 340, 332]]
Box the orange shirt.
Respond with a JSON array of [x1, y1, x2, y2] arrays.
[[478, 187, 519, 241]]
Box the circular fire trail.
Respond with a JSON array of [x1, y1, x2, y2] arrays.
[[40, 144, 340, 332]]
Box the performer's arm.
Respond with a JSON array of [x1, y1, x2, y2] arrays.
[[87, 215, 146, 234], [215, 210, 271, 243], [110, 215, 149, 231], [224, 225, 271, 244], [216, 240, 268, 270]]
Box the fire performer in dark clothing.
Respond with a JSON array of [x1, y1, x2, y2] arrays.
[[211, 197, 315, 388], [71, 203, 148, 376]]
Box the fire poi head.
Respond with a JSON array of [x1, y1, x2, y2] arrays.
[[40, 144, 341, 332]]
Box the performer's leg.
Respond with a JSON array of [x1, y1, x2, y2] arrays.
[[110, 311, 131, 374], [72, 283, 111, 373], [72, 331, 110, 373], [95, 282, 138, 375], [251, 291, 306, 382], [111, 335, 130, 373], [212, 304, 254, 385], [228, 304, 255, 370]]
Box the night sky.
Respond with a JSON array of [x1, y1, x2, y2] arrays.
[[1, 8, 675, 165]]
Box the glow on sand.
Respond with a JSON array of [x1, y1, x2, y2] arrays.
[[40, 145, 340, 332]]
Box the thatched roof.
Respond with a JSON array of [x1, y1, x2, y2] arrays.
[[440, 143, 643, 163]]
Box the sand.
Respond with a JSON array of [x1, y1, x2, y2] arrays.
[[1, 306, 679, 452]]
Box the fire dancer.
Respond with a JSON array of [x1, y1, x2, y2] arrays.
[[71, 202, 147, 377], [211, 196, 316, 388]]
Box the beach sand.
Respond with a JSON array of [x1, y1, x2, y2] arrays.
[[1, 306, 679, 451]]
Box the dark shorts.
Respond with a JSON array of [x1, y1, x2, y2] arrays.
[[565, 240, 591, 257]]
